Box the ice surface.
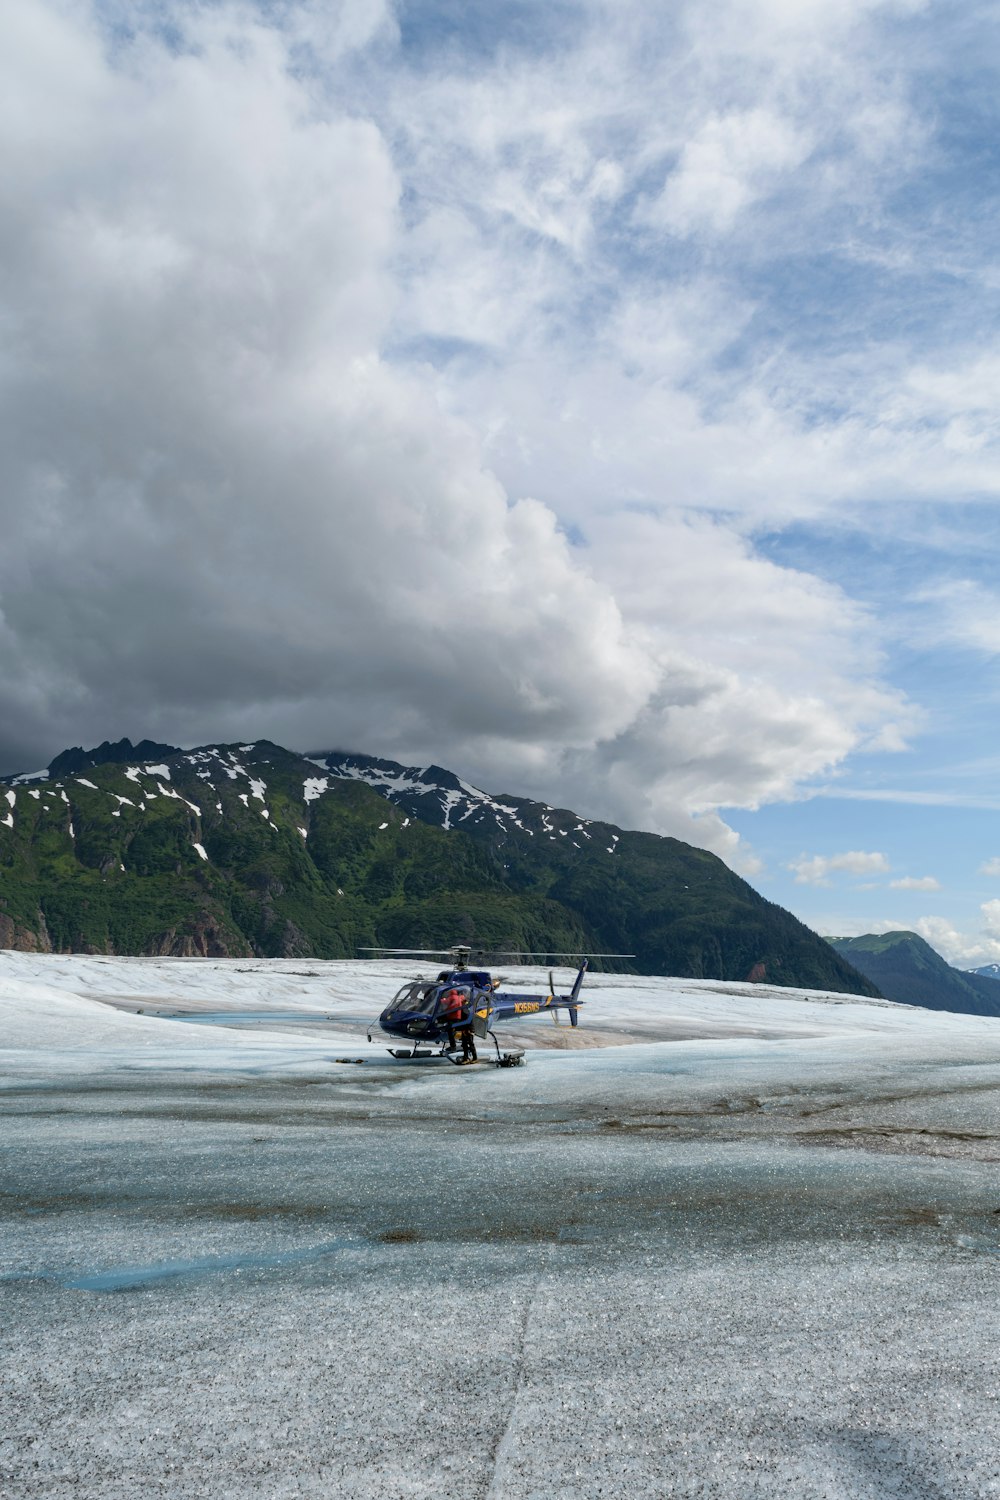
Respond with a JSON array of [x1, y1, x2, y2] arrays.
[[4, 956, 1000, 1497]]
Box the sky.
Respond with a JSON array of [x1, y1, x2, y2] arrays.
[[3, 0, 1000, 964]]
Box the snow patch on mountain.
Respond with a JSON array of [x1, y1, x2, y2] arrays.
[[314, 752, 586, 845]]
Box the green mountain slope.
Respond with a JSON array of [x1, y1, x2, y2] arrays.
[[827, 931, 1000, 1017], [0, 738, 876, 994]]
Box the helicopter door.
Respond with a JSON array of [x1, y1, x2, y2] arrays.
[[471, 992, 494, 1040]]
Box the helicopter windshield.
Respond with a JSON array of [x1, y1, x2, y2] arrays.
[[389, 982, 439, 1015]]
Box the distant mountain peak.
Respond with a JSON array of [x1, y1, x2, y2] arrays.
[[48, 738, 181, 778], [828, 931, 1000, 1018]]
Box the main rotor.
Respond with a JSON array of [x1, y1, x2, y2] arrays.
[[359, 943, 634, 968]]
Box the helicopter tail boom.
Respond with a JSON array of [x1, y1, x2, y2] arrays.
[[567, 959, 588, 1027]]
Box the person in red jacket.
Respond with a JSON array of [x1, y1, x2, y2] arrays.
[[438, 987, 477, 1063], [438, 987, 466, 1051]]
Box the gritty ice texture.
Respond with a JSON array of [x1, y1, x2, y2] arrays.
[[2, 956, 1000, 1498]]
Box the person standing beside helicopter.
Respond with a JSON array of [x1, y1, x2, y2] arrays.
[[438, 986, 466, 1051]]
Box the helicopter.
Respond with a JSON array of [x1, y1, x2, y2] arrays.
[[362, 945, 633, 1066]]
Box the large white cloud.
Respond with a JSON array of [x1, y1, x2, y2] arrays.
[[0, 0, 948, 866]]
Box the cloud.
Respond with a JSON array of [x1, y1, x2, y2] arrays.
[[790, 850, 890, 885], [818, 788, 1000, 810], [909, 910, 1000, 968], [980, 858, 1000, 877], [914, 580, 1000, 657], [0, 0, 975, 867], [889, 876, 941, 891], [647, 109, 810, 237], [0, 2, 651, 770]]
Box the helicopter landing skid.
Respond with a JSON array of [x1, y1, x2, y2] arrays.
[[446, 1048, 524, 1067], [383, 1038, 524, 1066], [443, 1030, 526, 1067], [486, 1030, 524, 1067]]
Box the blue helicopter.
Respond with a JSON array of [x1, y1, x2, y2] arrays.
[[363, 945, 631, 1066]]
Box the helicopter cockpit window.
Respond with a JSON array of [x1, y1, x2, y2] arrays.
[[390, 982, 438, 1015]]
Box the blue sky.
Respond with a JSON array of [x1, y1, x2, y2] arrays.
[[4, 0, 1000, 963]]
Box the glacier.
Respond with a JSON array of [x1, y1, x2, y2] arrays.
[[2, 954, 1000, 1497]]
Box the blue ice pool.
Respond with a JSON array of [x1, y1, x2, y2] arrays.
[[62, 1239, 356, 1291]]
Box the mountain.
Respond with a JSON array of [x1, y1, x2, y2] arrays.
[[0, 738, 876, 994], [827, 931, 1000, 1017], [968, 963, 1000, 981]]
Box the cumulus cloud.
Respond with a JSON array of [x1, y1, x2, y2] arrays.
[[0, 4, 649, 766], [981, 858, 1000, 877], [909, 911, 1000, 968], [0, 0, 968, 865], [790, 850, 890, 885], [889, 876, 942, 891]]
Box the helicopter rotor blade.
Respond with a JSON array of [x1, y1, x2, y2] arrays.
[[484, 951, 635, 958], [359, 947, 458, 955], [359, 944, 634, 960]]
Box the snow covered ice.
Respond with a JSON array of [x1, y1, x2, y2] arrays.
[[3, 956, 1000, 1497]]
